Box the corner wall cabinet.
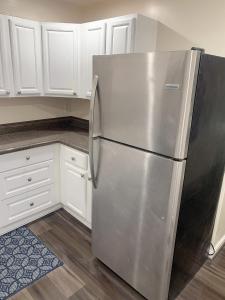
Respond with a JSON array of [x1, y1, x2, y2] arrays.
[[0, 144, 92, 235], [80, 21, 106, 98], [0, 13, 158, 99], [106, 17, 135, 55], [80, 14, 158, 98]]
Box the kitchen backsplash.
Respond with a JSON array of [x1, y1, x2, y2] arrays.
[[0, 97, 90, 125]]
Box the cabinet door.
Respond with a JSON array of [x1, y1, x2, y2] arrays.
[[106, 18, 135, 54], [0, 15, 13, 97], [42, 23, 79, 97], [10, 17, 43, 96], [62, 162, 87, 218], [81, 21, 106, 98]]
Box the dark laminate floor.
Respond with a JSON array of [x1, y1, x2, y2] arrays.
[[10, 210, 225, 300]]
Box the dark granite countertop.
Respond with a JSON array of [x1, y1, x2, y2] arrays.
[[0, 117, 89, 155]]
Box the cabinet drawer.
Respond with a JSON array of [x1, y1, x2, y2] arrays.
[[4, 185, 55, 223], [0, 160, 53, 199], [61, 146, 88, 170], [0, 145, 54, 173]]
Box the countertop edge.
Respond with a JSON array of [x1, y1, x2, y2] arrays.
[[0, 140, 89, 155]]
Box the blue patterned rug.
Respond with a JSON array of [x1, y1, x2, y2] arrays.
[[0, 226, 63, 299]]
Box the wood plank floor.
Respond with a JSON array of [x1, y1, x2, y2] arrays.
[[10, 209, 225, 300]]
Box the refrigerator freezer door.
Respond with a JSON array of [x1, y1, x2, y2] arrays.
[[92, 139, 186, 300], [93, 50, 200, 160]]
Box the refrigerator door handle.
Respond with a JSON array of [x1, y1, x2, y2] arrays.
[[89, 75, 99, 189]]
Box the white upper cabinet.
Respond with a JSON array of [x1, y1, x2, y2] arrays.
[[42, 23, 79, 97], [0, 15, 13, 97], [10, 17, 43, 96], [106, 17, 135, 55], [106, 14, 158, 55], [81, 21, 106, 98], [0, 14, 157, 99], [80, 14, 158, 99]]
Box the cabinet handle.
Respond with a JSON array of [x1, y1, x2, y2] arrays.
[[17, 91, 22, 95], [88, 177, 92, 181], [27, 177, 32, 182], [30, 202, 34, 207], [6, 90, 10, 95], [89, 75, 99, 189], [81, 174, 85, 178], [26, 156, 30, 161], [71, 157, 76, 161]]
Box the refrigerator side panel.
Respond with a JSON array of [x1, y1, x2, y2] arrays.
[[169, 54, 225, 299], [92, 138, 185, 300], [93, 50, 200, 159]]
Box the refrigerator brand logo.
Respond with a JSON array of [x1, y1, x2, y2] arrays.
[[165, 83, 180, 90]]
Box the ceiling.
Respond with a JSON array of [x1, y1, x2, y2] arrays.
[[61, 0, 106, 7]]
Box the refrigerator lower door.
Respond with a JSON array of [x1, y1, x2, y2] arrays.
[[92, 139, 186, 300]]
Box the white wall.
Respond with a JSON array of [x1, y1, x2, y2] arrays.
[[212, 172, 225, 253], [80, 0, 225, 56], [0, 98, 69, 124], [0, 0, 81, 22], [68, 99, 90, 120]]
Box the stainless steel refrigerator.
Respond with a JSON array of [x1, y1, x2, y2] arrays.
[[89, 50, 225, 300]]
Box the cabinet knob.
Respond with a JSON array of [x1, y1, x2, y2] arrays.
[[73, 92, 77, 96], [30, 202, 34, 207], [88, 177, 92, 181], [81, 174, 85, 178], [6, 90, 10, 95], [71, 157, 76, 161], [17, 91, 22, 95], [27, 177, 32, 182], [26, 156, 30, 161]]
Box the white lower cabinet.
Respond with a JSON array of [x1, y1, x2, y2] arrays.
[[60, 145, 92, 228], [61, 162, 87, 219], [0, 144, 60, 235], [0, 144, 92, 235]]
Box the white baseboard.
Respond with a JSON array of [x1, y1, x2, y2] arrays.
[[0, 203, 92, 236], [63, 205, 91, 229], [209, 234, 225, 259], [0, 204, 61, 236]]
